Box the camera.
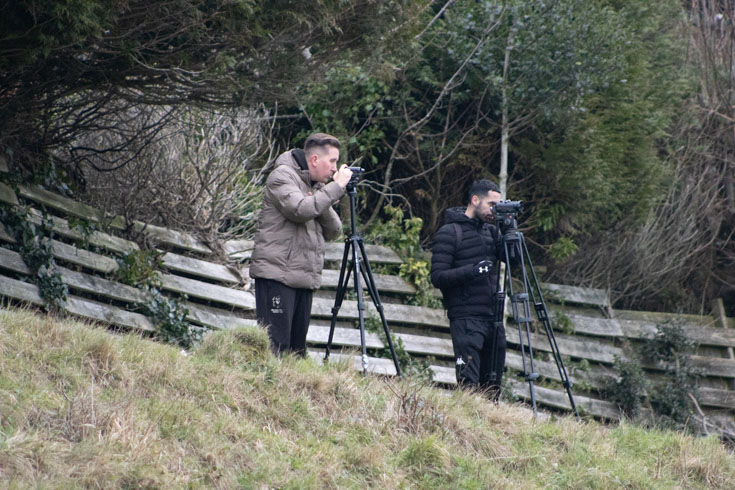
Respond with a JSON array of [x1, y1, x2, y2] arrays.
[[493, 200, 522, 215], [493, 200, 523, 231], [347, 166, 365, 188]]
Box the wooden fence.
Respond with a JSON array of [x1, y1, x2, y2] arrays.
[[0, 176, 733, 431]]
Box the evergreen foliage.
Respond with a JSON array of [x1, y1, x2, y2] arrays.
[[276, 0, 684, 249]]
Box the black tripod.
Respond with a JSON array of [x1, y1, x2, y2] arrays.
[[324, 180, 402, 376], [494, 207, 579, 419]]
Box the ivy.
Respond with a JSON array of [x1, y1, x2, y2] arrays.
[[605, 318, 701, 430], [67, 215, 99, 250], [141, 287, 198, 349], [115, 250, 163, 288], [114, 250, 203, 349], [0, 204, 67, 309], [607, 355, 649, 419], [647, 319, 702, 429]]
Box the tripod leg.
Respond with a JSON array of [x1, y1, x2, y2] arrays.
[[349, 237, 370, 374], [504, 238, 538, 416], [520, 238, 580, 419], [325, 239, 354, 361], [357, 240, 403, 377]]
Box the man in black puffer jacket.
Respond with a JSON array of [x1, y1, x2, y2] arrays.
[[431, 179, 507, 398]]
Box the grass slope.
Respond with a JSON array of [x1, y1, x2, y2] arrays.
[[0, 306, 733, 488]]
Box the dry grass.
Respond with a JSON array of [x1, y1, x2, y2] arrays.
[[0, 305, 734, 488]]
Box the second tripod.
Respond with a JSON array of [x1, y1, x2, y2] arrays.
[[494, 203, 579, 419], [324, 178, 402, 376]]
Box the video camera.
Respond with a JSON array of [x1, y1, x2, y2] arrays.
[[347, 166, 365, 189], [493, 200, 523, 231]]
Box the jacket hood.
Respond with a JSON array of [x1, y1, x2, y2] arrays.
[[291, 148, 309, 171], [443, 206, 480, 226], [277, 149, 317, 188]]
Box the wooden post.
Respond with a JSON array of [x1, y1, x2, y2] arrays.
[[713, 297, 735, 390]]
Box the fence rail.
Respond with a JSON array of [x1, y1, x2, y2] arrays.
[[0, 180, 733, 427]]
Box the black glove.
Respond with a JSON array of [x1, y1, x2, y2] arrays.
[[473, 260, 494, 277]]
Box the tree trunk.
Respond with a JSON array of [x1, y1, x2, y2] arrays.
[[499, 30, 513, 199]]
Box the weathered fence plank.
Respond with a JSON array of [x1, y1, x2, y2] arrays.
[[65, 296, 154, 331], [510, 382, 621, 420], [698, 387, 735, 409], [130, 221, 212, 255], [1, 234, 119, 275], [618, 318, 735, 348], [614, 309, 716, 325], [51, 239, 119, 273], [560, 313, 624, 338], [28, 209, 139, 255], [310, 296, 450, 328], [307, 324, 385, 349], [223, 239, 253, 259], [320, 268, 417, 295], [0, 224, 15, 244], [0, 182, 19, 206], [161, 251, 241, 285], [17, 185, 212, 255], [324, 242, 403, 265], [688, 356, 735, 379], [0, 274, 44, 305], [186, 303, 257, 330], [160, 273, 255, 310], [59, 266, 147, 304], [0, 273, 153, 331], [397, 331, 453, 357], [505, 327, 623, 364], [540, 283, 610, 310], [0, 246, 30, 275], [225, 238, 404, 265], [18, 185, 127, 230]]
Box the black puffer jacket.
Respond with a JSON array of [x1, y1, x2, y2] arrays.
[[430, 207, 504, 320]]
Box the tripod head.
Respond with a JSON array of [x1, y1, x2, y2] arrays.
[[493, 200, 523, 232], [494, 200, 523, 259], [345, 166, 365, 193]]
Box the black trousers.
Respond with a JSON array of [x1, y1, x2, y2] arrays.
[[254, 278, 313, 356], [450, 317, 506, 396]]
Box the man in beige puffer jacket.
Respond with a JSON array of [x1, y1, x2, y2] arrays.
[[250, 133, 353, 355]]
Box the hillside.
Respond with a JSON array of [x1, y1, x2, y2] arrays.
[[0, 306, 733, 488]]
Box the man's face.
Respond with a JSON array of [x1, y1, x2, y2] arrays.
[[474, 190, 502, 223], [307, 145, 340, 183]]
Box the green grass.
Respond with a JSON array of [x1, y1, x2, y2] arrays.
[[0, 305, 733, 488]]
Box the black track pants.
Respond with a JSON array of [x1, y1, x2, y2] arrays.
[[255, 278, 313, 356], [450, 317, 506, 394]]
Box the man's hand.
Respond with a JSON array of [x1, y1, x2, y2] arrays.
[[472, 260, 494, 277], [333, 165, 353, 188]]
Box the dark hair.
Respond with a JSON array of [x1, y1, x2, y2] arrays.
[[467, 179, 500, 204], [304, 132, 341, 156]]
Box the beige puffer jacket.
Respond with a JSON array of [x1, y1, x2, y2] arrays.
[[250, 150, 344, 289]]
